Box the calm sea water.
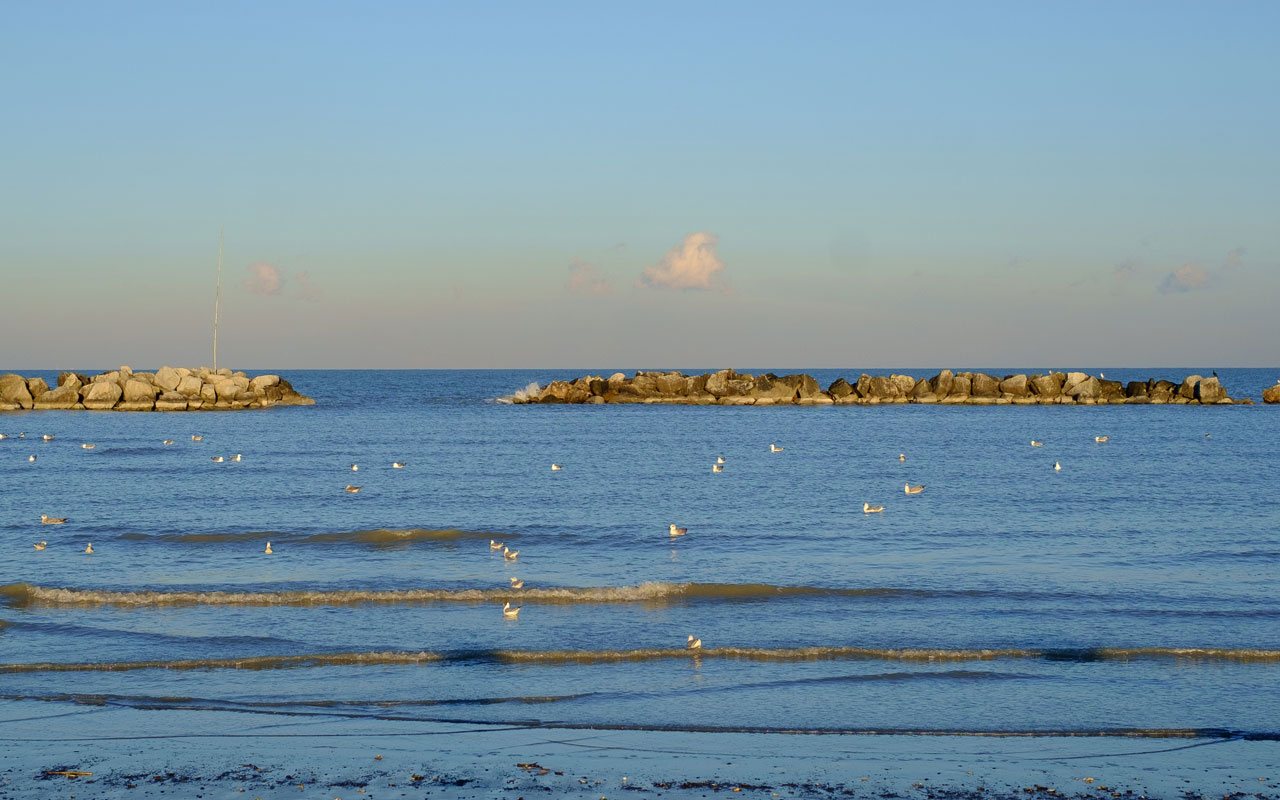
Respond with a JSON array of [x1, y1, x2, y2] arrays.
[[2, 368, 1279, 738]]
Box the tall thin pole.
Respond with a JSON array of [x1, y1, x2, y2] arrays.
[[213, 227, 223, 371]]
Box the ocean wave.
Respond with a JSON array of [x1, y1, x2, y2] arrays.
[[116, 527, 508, 545], [4, 646, 1279, 674]]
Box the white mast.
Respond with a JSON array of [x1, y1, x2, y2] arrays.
[[213, 227, 223, 371]]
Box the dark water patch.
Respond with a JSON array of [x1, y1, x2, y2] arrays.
[[115, 527, 508, 545]]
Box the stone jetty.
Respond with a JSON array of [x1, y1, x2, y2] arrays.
[[0, 367, 314, 411], [511, 369, 1251, 406]]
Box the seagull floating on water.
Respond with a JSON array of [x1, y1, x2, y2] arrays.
[[864, 502, 885, 513], [503, 546, 519, 560], [392, 462, 405, 469], [264, 541, 273, 554], [1054, 461, 1061, 471], [490, 539, 504, 550], [509, 577, 524, 589], [712, 464, 724, 473], [687, 635, 702, 650], [84, 543, 94, 554], [899, 454, 906, 462], [40, 515, 67, 525], [770, 444, 784, 453], [0, 434, 7, 440], [81, 443, 95, 450], [42, 434, 54, 441], [162, 440, 175, 446], [350, 464, 358, 471], [28, 455, 36, 462], [33, 542, 46, 551], [551, 463, 562, 471], [191, 435, 203, 441], [345, 485, 361, 493], [904, 483, 924, 495], [716, 457, 725, 464], [230, 453, 242, 462], [211, 456, 224, 463], [502, 601, 520, 619], [669, 524, 687, 537], [1095, 436, 1109, 443], [1030, 440, 1043, 447]]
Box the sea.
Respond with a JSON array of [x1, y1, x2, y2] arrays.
[[2, 368, 1279, 749]]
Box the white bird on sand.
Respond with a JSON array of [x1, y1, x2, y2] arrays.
[[551, 463, 562, 471], [864, 502, 885, 513], [28, 455, 36, 462], [84, 543, 94, 554], [33, 542, 47, 551], [230, 453, 242, 462], [669, 524, 687, 537], [502, 601, 520, 619], [503, 546, 519, 560], [712, 464, 724, 473], [509, 577, 524, 589], [716, 457, 725, 464], [191, 435, 203, 441], [211, 456, 224, 463], [264, 541, 273, 554], [1030, 440, 1043, 447], [1054, 461, 1062, 471], [162, 440, 175, 446], [490, 539, 504, 550], [770, 444, 784, 453], [687, 635, 702, 650], [904, 483, 924, 495], [40, 515, 67, 525], [345, 485, 361, 493], [42, 434, 54, 441], [350, 464, 358, 471], [81, 443, 95, 450], [392, 462, 405, 469], [1095, 436, 1109, 443]]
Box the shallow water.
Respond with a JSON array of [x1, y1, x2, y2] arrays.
[[2, 368, 1278, 739]]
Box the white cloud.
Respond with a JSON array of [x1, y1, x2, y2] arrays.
[[638, 231, 726, 291], [1158, 263, 1210, 294], [295, 271, 323, 302], [566, 259, 611, 296], [243, 262, 285, 295]]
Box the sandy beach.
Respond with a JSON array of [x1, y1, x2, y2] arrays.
[[3, 700, 1276, 799]]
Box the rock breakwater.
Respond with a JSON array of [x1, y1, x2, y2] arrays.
[[508, 369, 1249, 406], [0, 366, 314, 412]]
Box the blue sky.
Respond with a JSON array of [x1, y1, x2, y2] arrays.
[[2, 1, 1276, 368]]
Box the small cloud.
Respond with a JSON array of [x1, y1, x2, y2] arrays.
[[638, 231, 726, 291], [1158, 263, 1210, 294], [1223, 247, 1246, 270], [567, 258, 611, 296], [243, 262, 284, 295], [295, 271, 322, 302]]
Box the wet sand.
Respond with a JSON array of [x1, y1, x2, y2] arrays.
[[2, 700, 1276, 799]]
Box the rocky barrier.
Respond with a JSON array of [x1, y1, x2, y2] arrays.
[[508, 369, 1255, 406], [0, 366, 314, 412]]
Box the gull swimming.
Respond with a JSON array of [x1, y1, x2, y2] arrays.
[[899, 454, 906, 462], [33, 542, 46, 551], [1030, 440, 1043, 447], [502, 601, 521, 619], [1054, 461, 1061, 471], [191, 435, 203, 441], [864, 502, 885, 513], [669, 524, 687, 537], [81, 443, 95, 450], [551, 463, 562, 471], [490, 539, 504, 550], [162, 440, 175, 445], [1095, 436, 1109, 443], [503, 546, 519, 560], [42, 434, 54, 441], [716, 457, 725, 464], [770, 444, 784, 453], [28, 455, 36, 462], [84, 543, 94, 554], [230, 453, 242, 462], [264, 541, 273, 554], [509, 577, 524, 589], [345, 485, 361, 493], [211, 456, 224, 463], [712, 464, 724, 472], [392, 462, 405, 469], [40, 515, 67, 525], [0, 434, 6, 439], [350, 464, 358, 471], [687, 635, 702, 650], [904, 483, 924, 495]]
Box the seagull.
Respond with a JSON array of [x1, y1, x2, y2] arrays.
[[904, 483, 924, 495], [350, 464, 358, 471], [40, 515, 67, 525], [211, 456, 224, 463], [899, 454, 906, 462], [1054, 461, 1061, 471], [1205, 434, 1211, 438], [42, 434, 54, 441], [502, 602, 520, 619], [503, 546, 519, 560], [392, 462, 406, 469], [0, 434, 6, 439], [81, 443, 95, 450], [1095, 436, 1109, 443], [716, 457, 725, 464], [1100, 372, 1106, 379], [712, 464, 724, 472], [84, 543, 94, 554], [264, 541, 273, 554], [28, 455, 36, 462], [509, 577, 524, 589], [191, 435, 203, 441], [230, 453, 242, 462], [770, 444, 784, 453], [18, 433, 25, 438], [490, 539, 504, 550], [864, 502, 885, 513], [33, 542, 47, 550], [162, 440, 175, 446], [345, 485, 361, 493], [1030, 440, 1043, 447], [551, 463, 562, 471], [669, 524, 687, 537], [687, 635, 702, 650]]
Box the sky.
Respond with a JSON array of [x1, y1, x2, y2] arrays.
[[2, 1, 1277, 369]]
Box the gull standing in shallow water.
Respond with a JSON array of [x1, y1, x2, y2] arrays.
[[502, 602, 520, 619], [509, 577, 524, 589], [904, 483, 924, 495], [864, 502, 885, 513], [669, 524, 687, 537], [40, 515, 67, 525], [687, 635, 702, 650]]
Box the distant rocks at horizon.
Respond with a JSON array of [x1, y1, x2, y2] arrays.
[[0, 366, 314, 412], [507, 369, 1264, 406]]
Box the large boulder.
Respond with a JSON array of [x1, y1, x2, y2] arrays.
[[1178, 375, 1203, 400], [910, 377, 934, 399], [82, 381, 123, 410], [998, 375, 1029, 397], [176, 375, 203, 397], [929, 370, 955, 397], [1264, 384, 1280, 404], [26, 377, 49, 399], [1125, 381, 1149, 397], [33, 384, 79, 409], [538, 380, 574, 403], [1098, 379, 1125, 401], [889, 374, 916, 396], [1062, 372, 1090, 394], [827, 378, 853, 399], [705, 369, 754, 398], [200, 382, 218, 404], [155, 366, 182, 392], [123, 378, 158, 403], [155, 392, 189, 411], [949, 375, 972, 398], [1030, 373, 1064, 396], [868, 375, 899, 398], [750, 375, 798, 402], [0, 374, 33, 409], [653, 372, 687, 395], [1150, 380, 1177, 403], [1196, 377, 1226, 404], [970, 373, 1000, 397], [1065, 376, 1101, 398]]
